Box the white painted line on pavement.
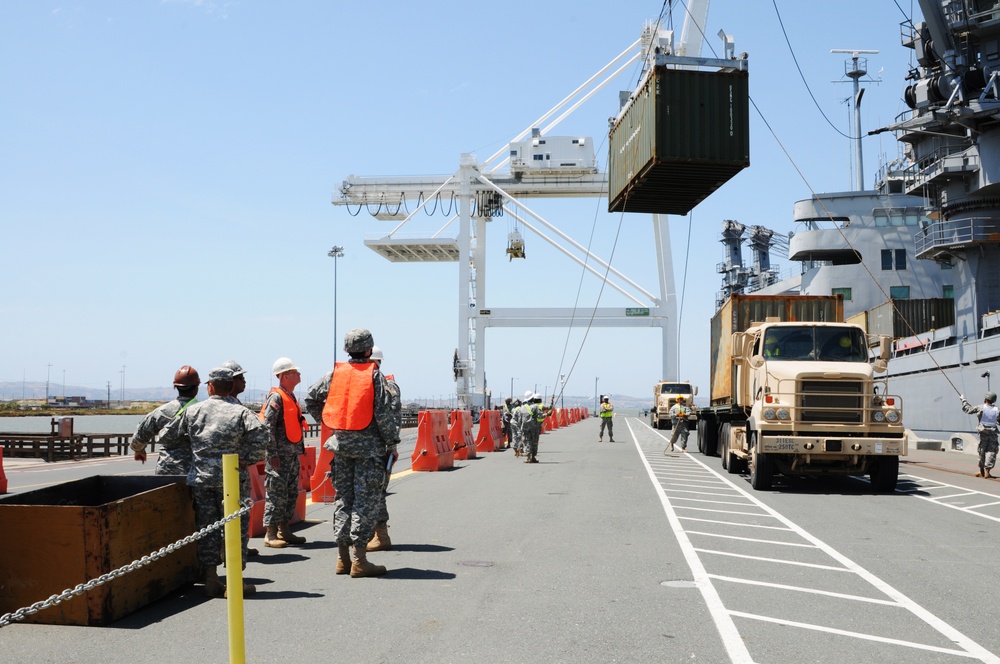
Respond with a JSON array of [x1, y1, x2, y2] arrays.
[[709, 574, 899, 606], [686, 530, 817, 548], [693, 548, 850, 571], [626, 418, 755, 664]]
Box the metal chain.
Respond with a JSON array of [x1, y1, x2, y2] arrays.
[[0, 498, 253, 628]]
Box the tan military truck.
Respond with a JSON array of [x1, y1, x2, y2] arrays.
[[697, 294, 906, 492], [651, 381, 697, 430]]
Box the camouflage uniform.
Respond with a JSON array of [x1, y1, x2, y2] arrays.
[[668, 402, 691, 451], [516, 401, 544, 459], [374, 375, 402, 526], [260, 389, 305, 527], [158, 394, 269, 569], [962, 397, 1000, 472], [305, 361, 399, 549], [222, 394, 255, 515], [129, 396, 197, 476]]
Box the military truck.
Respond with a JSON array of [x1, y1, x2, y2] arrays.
[[697, 294, 905, 492], [651, 381, 698, 430]]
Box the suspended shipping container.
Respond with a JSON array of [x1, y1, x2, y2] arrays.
[[609, 66, 750, 215]]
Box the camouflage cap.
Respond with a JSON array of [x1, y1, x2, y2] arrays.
[[344, 328, 374, 354], [207, 367, 234, 383], [221, 360, 246, 377]]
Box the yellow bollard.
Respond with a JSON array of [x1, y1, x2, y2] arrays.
[[222, 453, 246, 664]]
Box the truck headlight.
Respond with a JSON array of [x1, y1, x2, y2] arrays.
[[872, 411, 885, 423], [885, 409, 900, 423], [763, 408, 776, 420], [776, 408, 790, 421]]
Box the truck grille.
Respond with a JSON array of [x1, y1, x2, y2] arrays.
[[799, 380, 863, 423]]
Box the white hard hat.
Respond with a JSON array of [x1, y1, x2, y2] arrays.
[[532, 392, 541, 401], [524, 390, 534, 400], [370, 346, 383, 362], [272, 357, 299, 376]]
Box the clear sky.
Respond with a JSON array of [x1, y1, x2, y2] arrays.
[[2, 1, 923, 405]]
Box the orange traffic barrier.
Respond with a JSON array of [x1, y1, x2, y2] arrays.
[[300, 445, 317, 492], [0, 447, 7, 494], [475, 410, 503, 452], [450, 410, 477, 460], [558, 409, 569, 427], [248, 461, 267, 537], [543, 412, 554, 432], [412, 410, 454, 471], [310, 424, 337, 503]]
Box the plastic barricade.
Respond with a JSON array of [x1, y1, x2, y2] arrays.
[[492, 410, 507, 448], [248, 461, 267, 537], [450, 410, 477, 460], [558, 409, 569, 427], [0, 447, 6, 494], [543, 412, 554, 432], [300, 445, 317, 492], [411, 411, 454, 471], [474, 410, 502, 452], [310, 424, 337, 503]]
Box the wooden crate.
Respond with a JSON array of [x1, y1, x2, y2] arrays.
[[0, 476, 200, 625]]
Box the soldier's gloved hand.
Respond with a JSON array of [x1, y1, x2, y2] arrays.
[[271, 455, 281, 470]]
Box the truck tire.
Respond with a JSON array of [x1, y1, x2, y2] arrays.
[[697, 419, 707, 454], [869, 456, 899, 493], [749, 433, 773, 490], [702, 418, 718, 457], [720, 423, 731, 470]]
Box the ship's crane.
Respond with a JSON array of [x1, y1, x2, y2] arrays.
[[332, 4, 729, 408]]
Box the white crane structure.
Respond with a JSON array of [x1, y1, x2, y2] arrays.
[[332, 7, 716, 409]]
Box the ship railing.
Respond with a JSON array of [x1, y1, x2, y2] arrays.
[[915, 216, 1000, 256], [902, 145, 978, 194]]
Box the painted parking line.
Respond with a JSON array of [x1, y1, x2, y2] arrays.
[[626, 417, 1000, 664]]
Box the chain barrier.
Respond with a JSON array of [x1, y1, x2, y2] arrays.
[[0, 498, 253, 628]]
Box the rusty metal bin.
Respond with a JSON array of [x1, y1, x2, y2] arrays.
[[0, 476, 199, 625]]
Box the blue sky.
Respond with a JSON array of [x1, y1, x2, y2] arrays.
[[2, 1, 922, 405]]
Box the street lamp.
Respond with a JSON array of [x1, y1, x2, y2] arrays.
[[594, 377, 599, 413], [328, 245, 345, 360], [560, 374, 565, 410]]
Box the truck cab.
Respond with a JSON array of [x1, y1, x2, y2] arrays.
[[651, 381, 697, 430]]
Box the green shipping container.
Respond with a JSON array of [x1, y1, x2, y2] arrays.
[[608, 66, 750, 215]]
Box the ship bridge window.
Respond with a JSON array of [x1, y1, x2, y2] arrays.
[[890, 285, 911, 299], [881, 249, 908, 270], [832, 287, 853, 301], [943, 285, 954, 298]]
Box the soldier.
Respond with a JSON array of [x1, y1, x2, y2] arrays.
[[259, 357, 308, 548], [220, 360, 259, 557], [304, 328, 400, 578], [366, 346, 400, 552], [666, 395, 692, 453], [520, 392, 546, 464], [130, 365, 200, 475], [501, 397, 514, 450], [158, 367, 269, 597], [961, 391, 1000, 478], [511, 390, 534, 458], [598, 395, 615, 442], [221, 360, 248, 405]]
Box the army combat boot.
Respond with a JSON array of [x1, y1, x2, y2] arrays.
[[367, 524, 391, 552], [264, 525, 287, 548], [336, 544, 352, 575], [278, 522, 306, 545], [977, 465, 986, 478], [203, 566, 225, 598], [350, 545, 387, 578]]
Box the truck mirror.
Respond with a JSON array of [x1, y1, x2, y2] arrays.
[[693, 386, 699, 395], [750, 354, 765, 368], [873, 358, 888, 373], [878, 335, 892, 361]]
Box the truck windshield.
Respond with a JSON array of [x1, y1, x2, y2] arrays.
[[760, 327, 868, 362], [660, 383, 692, 393]]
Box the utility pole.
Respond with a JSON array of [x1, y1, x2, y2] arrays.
[[106, 381, 111, 407], [328, 246, 345, 360]]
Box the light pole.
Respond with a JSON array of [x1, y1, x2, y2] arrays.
[[62, 370, 66, 400], [594, 377, 599, 413], [46, 363, 52, 404], [328, 246, 345, 359], [560, 374, 565, 409]]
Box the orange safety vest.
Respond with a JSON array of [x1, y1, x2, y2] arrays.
[[259, 387, 307, 443], [322, 362, 376, 431]]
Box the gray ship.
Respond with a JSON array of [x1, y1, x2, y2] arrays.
[[738, 1, 1000, 446]]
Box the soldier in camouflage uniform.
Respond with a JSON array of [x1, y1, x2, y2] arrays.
[[158, 367, 269, 597], [305, 328, 400, 578], [260, 357, 308, 549], [366, 346, 400, 552], [130, 365, 200, 475], [517, 392, 546, 463], [219, 360, 259, 557]]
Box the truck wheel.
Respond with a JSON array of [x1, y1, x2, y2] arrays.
[[869, 456, 899, 493], [650, 412, 656, 427], [720, 423, 730, 470], [749, 433, 773, 490], [702, 419, 718, 457], [697, 420, 706, 454], [664, 420, 672, 431]]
